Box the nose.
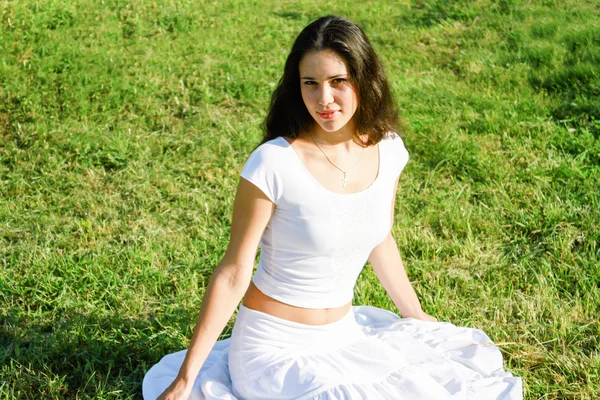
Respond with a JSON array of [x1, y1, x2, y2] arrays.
[[317, 83, 334, 106]]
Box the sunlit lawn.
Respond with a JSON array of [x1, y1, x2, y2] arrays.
[[1, 0, 599, 398]]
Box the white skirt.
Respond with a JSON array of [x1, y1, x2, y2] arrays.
[[143, 305, 522, 400]]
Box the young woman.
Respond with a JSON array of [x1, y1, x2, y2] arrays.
[[143, 16, 522, 400]]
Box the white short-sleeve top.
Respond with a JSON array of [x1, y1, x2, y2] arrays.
[[240, 133, 409, 309]]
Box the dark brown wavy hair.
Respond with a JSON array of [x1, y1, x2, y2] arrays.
[[262, 15, 400, 146]]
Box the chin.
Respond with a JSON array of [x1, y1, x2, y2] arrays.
[[316, 120, 351, 133]]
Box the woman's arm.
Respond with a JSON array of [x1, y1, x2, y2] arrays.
[[367, 179, 437, 321], [158, 178, 274, 399]]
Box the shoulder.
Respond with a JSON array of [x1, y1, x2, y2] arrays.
[[245, 136, 290, 165], [240, 136, 289, 204], [380, 131, 406, 147], [380, 132, 409, 176], [380, 131, 408, 156]]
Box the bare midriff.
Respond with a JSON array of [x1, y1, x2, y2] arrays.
[[242, 282, 352, 325]]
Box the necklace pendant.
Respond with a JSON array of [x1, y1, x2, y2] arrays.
[[342, 174, 348, 188]]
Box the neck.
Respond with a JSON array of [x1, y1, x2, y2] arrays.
[[307, 123, 359, 148]]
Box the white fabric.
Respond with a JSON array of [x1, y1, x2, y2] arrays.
[[240, 134, 408, 309], [143, 306, 522, 400], [143, 134, 522, 399]]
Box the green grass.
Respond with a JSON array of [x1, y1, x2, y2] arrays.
[[1, 0, 599, 398]]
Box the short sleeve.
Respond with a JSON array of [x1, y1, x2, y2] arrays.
[[240, 144, 282, 204], [385, 132, 409, 178]]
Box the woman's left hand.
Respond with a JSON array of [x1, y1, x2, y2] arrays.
[[405, 310, 438, 322]]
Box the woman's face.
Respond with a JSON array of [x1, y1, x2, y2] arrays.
[[299, 49, 358, 135]]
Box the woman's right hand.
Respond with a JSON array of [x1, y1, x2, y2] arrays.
[[156, 378, 193, 400], [154, 179, 272, 400]]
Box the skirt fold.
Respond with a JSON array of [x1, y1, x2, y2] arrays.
[[143, 306, 522, 400]]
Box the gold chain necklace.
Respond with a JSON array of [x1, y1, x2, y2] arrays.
[[308, 135, 365, 188]]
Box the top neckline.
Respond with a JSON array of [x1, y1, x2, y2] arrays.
[[276, 136, 382, 196]]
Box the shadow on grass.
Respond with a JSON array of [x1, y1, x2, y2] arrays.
[[0, 307, 196, 399]]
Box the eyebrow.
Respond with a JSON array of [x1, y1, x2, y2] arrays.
[[300, 74, 348, 80]]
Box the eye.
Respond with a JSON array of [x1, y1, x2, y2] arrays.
[[303, 80, 317, 86], [331, 78, 346, 84]]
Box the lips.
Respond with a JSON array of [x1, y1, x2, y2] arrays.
[[317, 110, 340, 120]]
